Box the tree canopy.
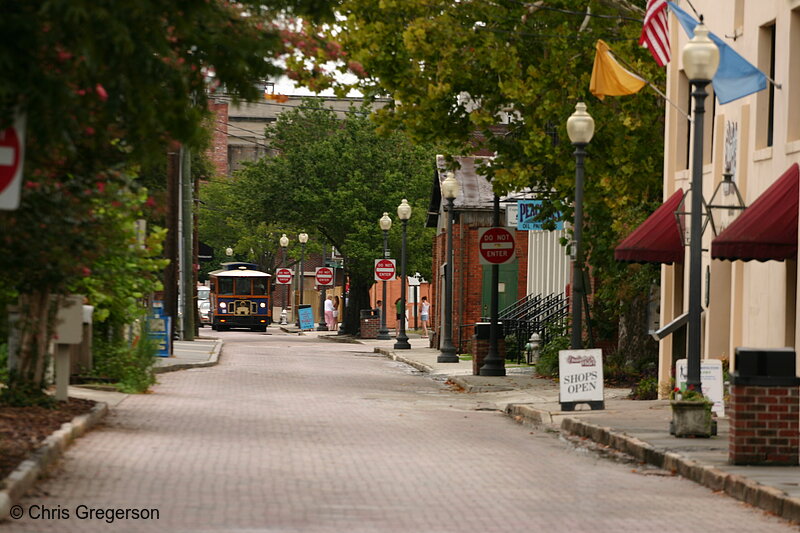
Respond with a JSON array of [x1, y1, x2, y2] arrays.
[[227, 101, 437, 333]]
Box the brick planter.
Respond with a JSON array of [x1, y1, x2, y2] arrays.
[[470, 322, 505, 375], [729, 347, 800, 466]]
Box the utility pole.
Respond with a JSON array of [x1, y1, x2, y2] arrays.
[[164, 148, 180, 350], [180, 146, 195, 340]]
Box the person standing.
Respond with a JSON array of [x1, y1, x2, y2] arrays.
[[332, 295, 340, 331], [419, 296, 430, 338], [324, 295, 335, 331]]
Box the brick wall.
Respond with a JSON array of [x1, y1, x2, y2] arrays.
[[431, 220, 529, 352], [729, 384, 800, 465]]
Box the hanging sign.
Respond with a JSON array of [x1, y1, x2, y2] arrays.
[[517, 200, 564, 231]]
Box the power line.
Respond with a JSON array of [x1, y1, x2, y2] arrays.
[[503, 0, 643, 23]]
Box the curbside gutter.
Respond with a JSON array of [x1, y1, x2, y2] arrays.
[[373, 347, 434, 374], [153, 339, 223, 374], [0, 401, 108, 521], [557, 416, 800, 524]]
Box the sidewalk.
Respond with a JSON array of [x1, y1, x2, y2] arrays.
[[359, 337, 800, 524]]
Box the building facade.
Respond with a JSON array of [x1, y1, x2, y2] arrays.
[[655, 1, 800, 391]]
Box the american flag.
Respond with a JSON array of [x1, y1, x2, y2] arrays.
[[639, 0, 670, 67]]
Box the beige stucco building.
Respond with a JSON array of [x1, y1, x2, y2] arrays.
[[655, 0, 800, 393]]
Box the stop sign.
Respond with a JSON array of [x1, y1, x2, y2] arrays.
[[478, 227, 516, 265], [0, 114, 26, 210], [275, 268, 293, 284], [315, 267, 334, 286], [374, 259, 396, 281]]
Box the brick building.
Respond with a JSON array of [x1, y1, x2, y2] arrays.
[[427, 156, 532, 352]]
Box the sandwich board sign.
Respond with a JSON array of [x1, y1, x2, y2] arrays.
[[559, 349, 604, 411], [675, 359, 725, 416]]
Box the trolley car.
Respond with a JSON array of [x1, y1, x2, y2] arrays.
[[209, 262, 271, 331]]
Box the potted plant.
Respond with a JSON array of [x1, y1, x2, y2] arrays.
[[670, 386, 714, 438]]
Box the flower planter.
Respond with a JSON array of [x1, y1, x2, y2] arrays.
[[670, 400, 713, 438]]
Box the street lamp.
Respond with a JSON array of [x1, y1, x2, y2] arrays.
[[682, 19, 719, 394], [279, 233, 289, 324], [438, 172, 460, 363], [566, 102, 595, 350], [296, 232, 308, 328], [394, 199, 412, 350], [317, 243, 329, 331], [377, 212, 393, 340]]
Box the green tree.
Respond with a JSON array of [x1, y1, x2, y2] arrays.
[[233, 101, 437, 333], [288, 0, 663, 365], [0, 0, 333, 403]]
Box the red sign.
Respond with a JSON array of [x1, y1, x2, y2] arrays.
[[0, 114, 25, 210], [275, 267, 293, 285], [478, 227, 516, 265], [315, 267, 334, 286], [374, 259, 396, 281]]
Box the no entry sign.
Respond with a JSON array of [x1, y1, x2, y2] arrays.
[[374, 259, 396, 281], [478, 227, 516, 265], [315, 267, 334, 286], [275, 268, 293, 285], [0, 114, 26, 210]]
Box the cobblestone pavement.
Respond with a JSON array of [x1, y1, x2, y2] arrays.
[[3, 331, 795, 532]]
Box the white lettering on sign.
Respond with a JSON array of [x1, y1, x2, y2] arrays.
[[0, 146, 13, 166]]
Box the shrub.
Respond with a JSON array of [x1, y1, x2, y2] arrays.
[[91, 334, 157, 394], [536, 332, 569, 378], [631, 375, 658, 400]]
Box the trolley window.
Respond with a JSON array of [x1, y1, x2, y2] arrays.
[[253, 279, 267, 295], [218, 278, 234, 295], [235, 278, 252, 295]]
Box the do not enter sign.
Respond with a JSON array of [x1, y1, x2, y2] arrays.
[[0, 114, 26, 211], [374, 259, 396, 281], [315, 267, 334, 286], [275, 268, 293, 285], [478, 227, 517, 265]]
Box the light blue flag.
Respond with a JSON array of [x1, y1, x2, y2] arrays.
[[668, 1, 767, 104]]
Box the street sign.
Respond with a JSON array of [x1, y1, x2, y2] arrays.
[[478, 227, 516, 265], [0, 113, 26, 210], [517, 200, 564, 231], [374, 259, 396, 281], [315, 266, 334, 286], [275, 267, 293, 285]]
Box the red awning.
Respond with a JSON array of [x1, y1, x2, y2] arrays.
[[711, 163, 799, 262], [614, 189, 685, 265]]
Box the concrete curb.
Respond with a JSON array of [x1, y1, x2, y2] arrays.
[[0, 401, 108, 521], [374, 348, 434, 374], [153, 339, 223, 374], [450, 375, 514, 393], [557, 416, 800, 524]]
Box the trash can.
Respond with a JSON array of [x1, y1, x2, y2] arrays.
[[360, 309, 380, 339], [729, 348, 800, 465], [470, 322, 504, 375]]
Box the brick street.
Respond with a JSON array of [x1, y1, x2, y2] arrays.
[[3, 331, 795, 532]]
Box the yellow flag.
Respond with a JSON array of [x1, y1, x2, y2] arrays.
[[590, 40, 646, 100]]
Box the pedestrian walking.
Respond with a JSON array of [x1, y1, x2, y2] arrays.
[[419, 296, 430, 338], [324, 295, 335, 330], [395, 297, 404, 324]]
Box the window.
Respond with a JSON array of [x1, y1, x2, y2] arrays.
[[757, 22, 776, 148], [218, 278, 234, 295], [253, 279, 267, 295], [789, 9, 800, 141], [235, 278, 252, 295]]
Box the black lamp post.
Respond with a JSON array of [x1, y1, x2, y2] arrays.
[[394, 199, 412, 350], [566, 102, 595, 350], [438, 171, 460, 363], [317, 243, 329, 331], [479, 194, 505, 376], [279, 234, 288, 324], [295, 232, 308, 328], [377, 212, 392, 340], [683, 19, 719, 394]]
